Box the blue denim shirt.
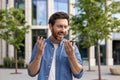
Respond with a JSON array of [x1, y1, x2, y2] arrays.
[[28, 37, 84, 80]]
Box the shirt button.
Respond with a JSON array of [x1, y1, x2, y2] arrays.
[[48, 66, 50, 68], [51, 57, 53, 59]]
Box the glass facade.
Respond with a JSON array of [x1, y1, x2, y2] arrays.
[[32, 0, 47, 25], [14, 0, 25, 10], [113, 40, 120, 64], [54, 0, 68, 13], [32, 29, 48, 48]]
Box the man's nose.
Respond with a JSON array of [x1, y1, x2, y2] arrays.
[[62, 26, 67, 32], [61, 28, 66, 33]]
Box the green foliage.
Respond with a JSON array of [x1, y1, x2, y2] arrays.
[[70, 0, 120, 48], [111, 1, 120, 13], [18, 57, 25, 68], [0, 8, 30, 50], [3, 57, 25, 68], [3, 57, 11, 68]]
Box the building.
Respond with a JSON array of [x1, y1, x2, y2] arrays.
[[0, 0, 120, 66]]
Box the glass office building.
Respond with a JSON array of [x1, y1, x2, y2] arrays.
[[0, 0, 120, 66]]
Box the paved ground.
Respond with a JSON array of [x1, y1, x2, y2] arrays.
[[0, 65, 120, 80]]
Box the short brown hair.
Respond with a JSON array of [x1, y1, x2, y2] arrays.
[[48, 12, 69, 26]]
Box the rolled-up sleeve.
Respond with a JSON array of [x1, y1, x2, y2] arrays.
[[73, 45, 84, 78], [28, 43, 38, 77], [73, 68, 84, 78]]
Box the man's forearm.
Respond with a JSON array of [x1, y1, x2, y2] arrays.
[[28, 53, 42, 76], [68, 53, 83, 75]]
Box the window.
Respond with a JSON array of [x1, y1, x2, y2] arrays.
[[14, 0, 25, 10], [54, 0, 68, 13], [32, 29, 48, 48], [32, 0, 47, 25]]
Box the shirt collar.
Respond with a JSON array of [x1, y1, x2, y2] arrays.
[[46, 37, 66, 46]]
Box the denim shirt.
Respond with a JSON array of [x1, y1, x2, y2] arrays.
[[28, 38, 84, 80]]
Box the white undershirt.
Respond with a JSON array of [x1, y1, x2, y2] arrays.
[[48, 43, 58, 80]]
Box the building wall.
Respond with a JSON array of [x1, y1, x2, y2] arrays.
[[0, 0, 116, 66]]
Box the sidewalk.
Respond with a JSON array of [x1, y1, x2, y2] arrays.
[[80, 65, 120, 80], [0, 65, 120, 80]]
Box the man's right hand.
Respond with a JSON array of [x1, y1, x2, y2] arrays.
[[28, 36, 46, 76], [36, 36, 46, 58]]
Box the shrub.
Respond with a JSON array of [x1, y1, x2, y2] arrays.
[[3, 57, 11, 68], [18, 57, 24, 68], [3, 57, 25, 68]]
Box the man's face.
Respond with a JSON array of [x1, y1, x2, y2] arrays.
[[50, 19, 69, 41]]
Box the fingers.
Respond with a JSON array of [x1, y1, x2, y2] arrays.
[[64, 40, 75, 56], [70, 40, 75, 46], [64, 40, 74, 48], [37, 36, 46, 50], [37, 36, 45, 45], [64, 40, 75, 53]]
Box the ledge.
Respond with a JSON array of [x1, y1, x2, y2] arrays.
[[110, 67, 120, 75]]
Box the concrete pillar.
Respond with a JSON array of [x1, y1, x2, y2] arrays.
[[0, 39, 2, 65], [0, 0, 2, 8], [8, 0, 14, 8], [0, 0, 7, 64], [0, 40, 7, 65], [106, 39, 113, 65], [89, 46, 96, 66], [25, 0, 32, 64], [0, 0, 14, 65], [8, 45, 14, 58], [47, 0, 54, 37], [0, 0, 6, 9], [105, 0, 113, 65], [68, 0, 75, 40], [69, 0, 75, 15]]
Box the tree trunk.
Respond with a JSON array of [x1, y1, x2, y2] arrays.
[[97, 42, 101, 80], [15, 48, 18, 73]]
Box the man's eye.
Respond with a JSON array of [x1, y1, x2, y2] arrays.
[[57, 25, 62, 28], [64, 26, 67, 29]]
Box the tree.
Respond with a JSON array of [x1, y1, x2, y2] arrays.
[[70, 0, 120, 80], [0, 8, 30, 73]]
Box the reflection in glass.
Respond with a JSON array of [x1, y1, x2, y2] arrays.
[[54, 0, 68, 13], [14, 0, 25, 21], [32, 0, 47, 25], [14, 0, 25, 10]]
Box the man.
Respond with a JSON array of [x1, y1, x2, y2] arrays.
[[28, 12, 84, 80]]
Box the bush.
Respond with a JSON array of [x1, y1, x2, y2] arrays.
[[3, 57, 25, 68], [18, 57, 24, 68], [10, 58, 15, 68], [3, 57, 11, 68]]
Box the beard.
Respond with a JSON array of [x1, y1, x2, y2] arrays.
[[51, 28, 66, 41]]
